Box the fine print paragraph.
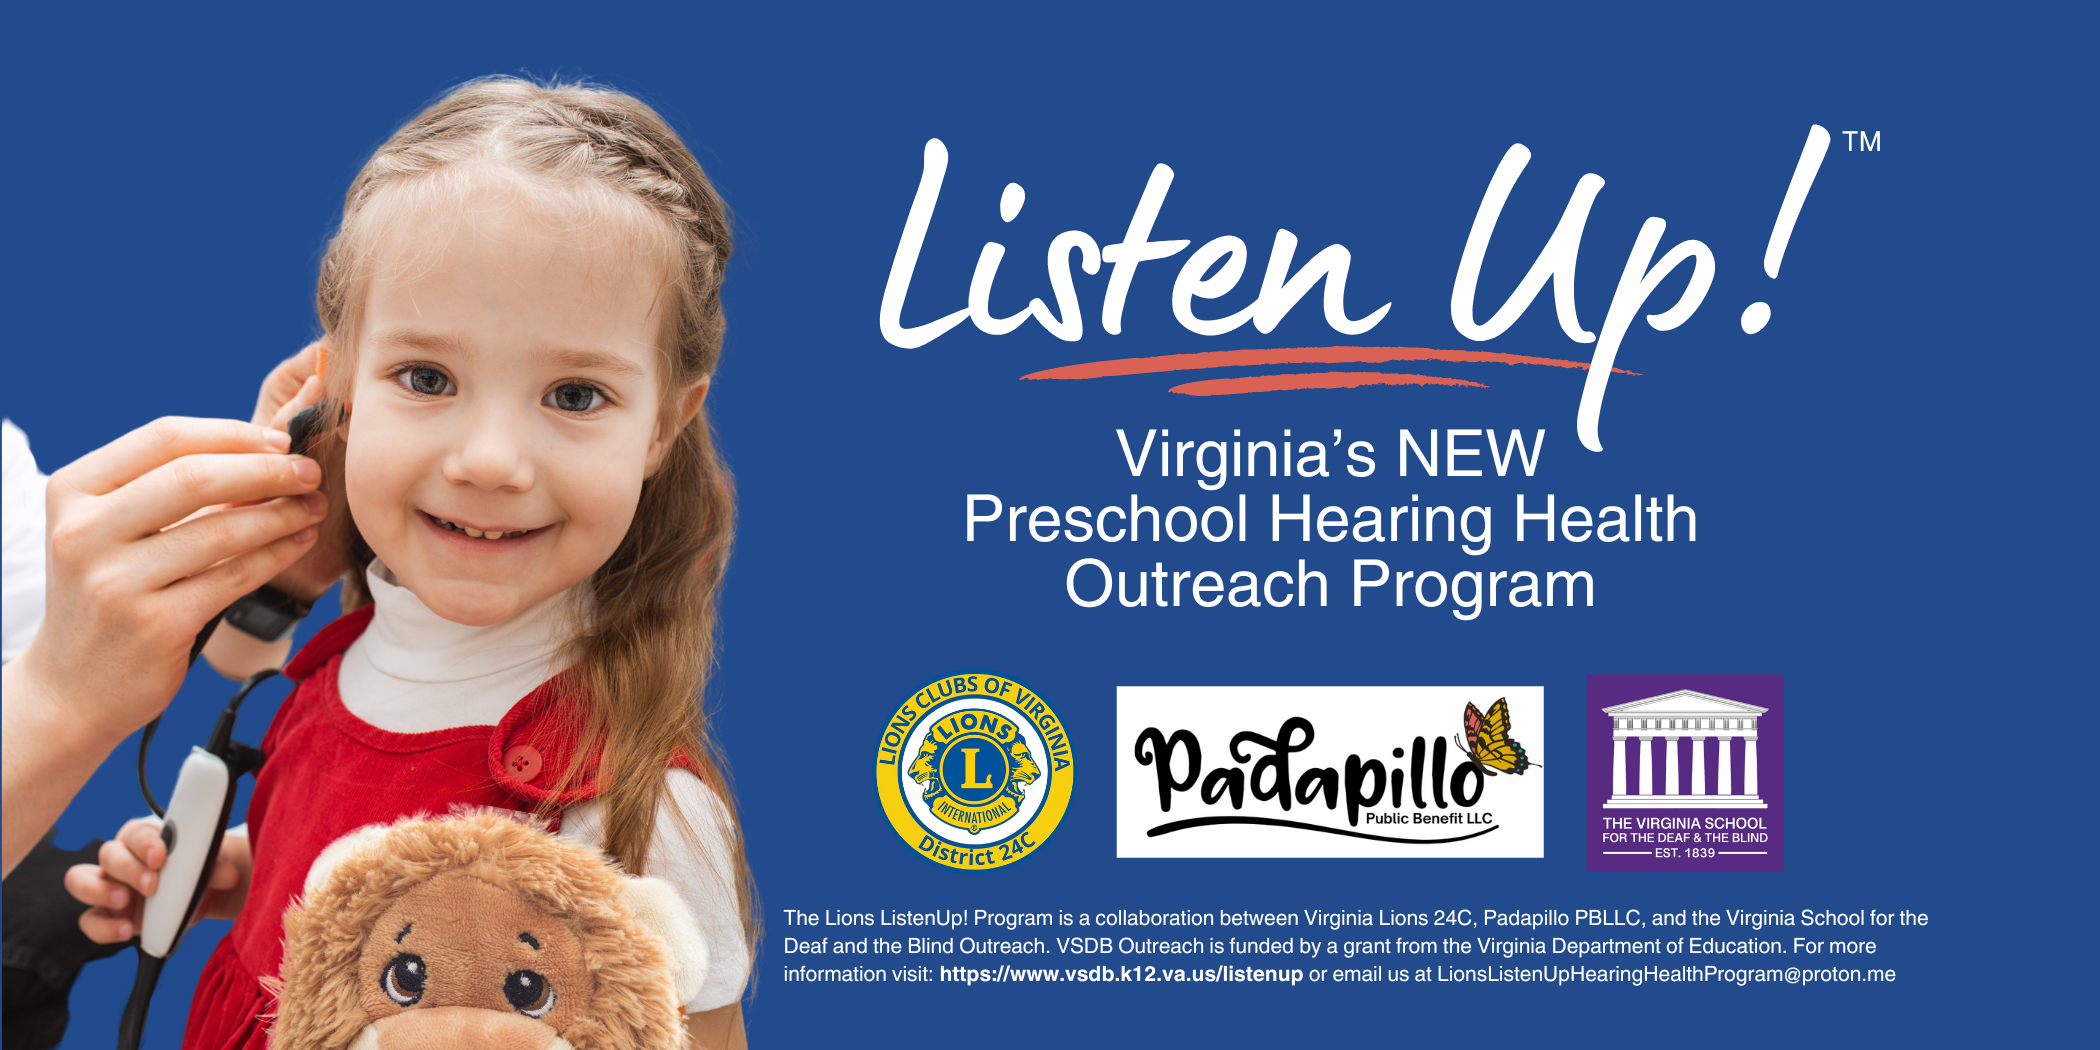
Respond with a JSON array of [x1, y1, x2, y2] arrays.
[[777, 904, 1926, 989]]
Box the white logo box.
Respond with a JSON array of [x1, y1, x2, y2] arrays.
[[1117, 687, 1544, 858]]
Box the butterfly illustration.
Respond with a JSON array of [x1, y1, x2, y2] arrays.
[[1455, 698, 1540, 775]]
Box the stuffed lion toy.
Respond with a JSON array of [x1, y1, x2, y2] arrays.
[[272, 812, 707, 1050]]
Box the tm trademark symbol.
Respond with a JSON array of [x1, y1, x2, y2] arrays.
[[1841, 130, 1881, 151]]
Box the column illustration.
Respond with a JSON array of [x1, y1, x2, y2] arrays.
[[1601, 693, 1767, 810]]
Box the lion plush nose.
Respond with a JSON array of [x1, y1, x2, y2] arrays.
[[351, 1008, 573, 1050]]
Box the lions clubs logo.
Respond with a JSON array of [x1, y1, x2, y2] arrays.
[[875, 673, 1074, 870], [909, 710, 1041, 834]]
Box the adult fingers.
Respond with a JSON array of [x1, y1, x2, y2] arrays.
[[51, 417, 289, 498], [79, 906, 139, 944], [136, 491, 326, 586], [92, 452, 320, 544], [253, 343, 323, 427], [161, 514, 322, 619], [64, 862, 132, 911]]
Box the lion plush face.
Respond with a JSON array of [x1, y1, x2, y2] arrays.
[[355, 874, 594, 1043], [276, 813, 705, 1050]]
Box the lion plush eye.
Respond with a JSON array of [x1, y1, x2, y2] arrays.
[[381, 954, 427, 1006], [504, 969, 555, 1019]]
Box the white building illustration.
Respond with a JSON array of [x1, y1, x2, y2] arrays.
[[1602, 690, 1767, 809]]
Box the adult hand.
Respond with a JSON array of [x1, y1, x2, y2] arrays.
[[200, 343, 353, 678], [2, 416, 325, 875]]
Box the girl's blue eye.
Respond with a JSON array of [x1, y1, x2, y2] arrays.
[[402, 367, 453, 397], [546, 383, 605, 413]]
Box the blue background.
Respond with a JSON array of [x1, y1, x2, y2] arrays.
[[4, 3, 2088, 1046]]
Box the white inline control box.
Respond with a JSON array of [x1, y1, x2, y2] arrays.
[[138, 747, 230, 958]]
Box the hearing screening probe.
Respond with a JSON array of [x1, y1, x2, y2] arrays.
[[134, 398, 340, 816], [117, 399, 341, 1050], [118, 672, 273, 1050], [286, 397, 339, 462]]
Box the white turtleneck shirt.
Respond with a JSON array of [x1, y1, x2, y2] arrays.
[[331, 562, 749, 1012]]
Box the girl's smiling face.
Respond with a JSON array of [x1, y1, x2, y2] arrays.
[[344, 185, 687, 626]]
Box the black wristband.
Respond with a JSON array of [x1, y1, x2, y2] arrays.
[[220, 585, 313, 643]]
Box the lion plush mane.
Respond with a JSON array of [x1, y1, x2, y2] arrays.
[[272, 812, 704, 1050]]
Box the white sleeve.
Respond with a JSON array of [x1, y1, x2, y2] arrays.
[[3, 420, 48, 663], [560, 768, 751, 1013]]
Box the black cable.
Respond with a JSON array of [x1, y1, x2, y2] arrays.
[[114, 951, 164, 1050], [119, 672, 275, 1050], [134, 718, 164, 821], [205, 670, 277, 756], [137, 399, 333, 818], [122, 399, 334, 1047], [136, 610, 228, 819]]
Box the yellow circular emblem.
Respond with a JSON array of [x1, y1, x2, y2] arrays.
[[875, 673, 1073, 870]]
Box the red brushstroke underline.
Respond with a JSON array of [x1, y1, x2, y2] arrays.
[[1171, 372, 1487, 396], [1020, 345, 1638, 383]]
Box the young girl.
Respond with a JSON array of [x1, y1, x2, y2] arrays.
[[68, 78, 754, 1048]]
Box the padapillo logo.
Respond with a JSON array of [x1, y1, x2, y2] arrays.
[[1118, 686, 1543, 858]]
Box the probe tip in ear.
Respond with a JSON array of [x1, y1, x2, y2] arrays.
[[287, 399, 342, 458]]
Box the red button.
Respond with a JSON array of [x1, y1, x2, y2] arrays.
[[502, 745, 543, 782]]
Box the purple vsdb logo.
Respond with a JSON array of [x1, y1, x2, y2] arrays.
[[1586, 675, 1784, 873]]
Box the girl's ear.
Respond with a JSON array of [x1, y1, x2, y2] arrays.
[[644, 381, 708, 477]]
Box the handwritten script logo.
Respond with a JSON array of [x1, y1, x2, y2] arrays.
[[880, 129, 1831, 452]]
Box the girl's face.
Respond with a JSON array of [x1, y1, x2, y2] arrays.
[[344, 191, 686, 626]]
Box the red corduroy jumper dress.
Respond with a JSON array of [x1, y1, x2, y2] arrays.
[[179, 607, 642, 1049]]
